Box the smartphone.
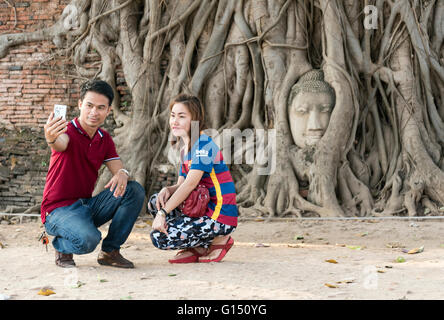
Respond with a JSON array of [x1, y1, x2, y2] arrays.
[[54, 104, 67, 120]]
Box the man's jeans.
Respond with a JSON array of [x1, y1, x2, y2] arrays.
[[44, 181, 145, 255]]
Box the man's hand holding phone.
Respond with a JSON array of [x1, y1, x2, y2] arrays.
[[44, 105, 68, 147]]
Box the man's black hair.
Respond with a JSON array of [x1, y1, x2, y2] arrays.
[[80, 80, 114, 106]]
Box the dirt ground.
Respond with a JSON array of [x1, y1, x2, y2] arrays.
[[1, 216, 444, 300]]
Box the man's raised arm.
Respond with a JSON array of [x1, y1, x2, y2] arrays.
[[44, 112, 69, 152]]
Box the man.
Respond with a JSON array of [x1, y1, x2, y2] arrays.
[[41, 80, 145, 268]]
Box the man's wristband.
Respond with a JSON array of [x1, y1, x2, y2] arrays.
[[118, 168, 130, 177], [47, 137, 57, 145]]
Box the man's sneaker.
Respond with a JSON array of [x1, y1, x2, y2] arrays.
[[97, 250, 134, 268], [55, 250, 76, 268]]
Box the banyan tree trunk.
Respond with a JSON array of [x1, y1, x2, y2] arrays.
[[0, 0, 443, 217]]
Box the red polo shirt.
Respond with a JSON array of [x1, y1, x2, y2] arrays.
[[40, 118, 120, 223]]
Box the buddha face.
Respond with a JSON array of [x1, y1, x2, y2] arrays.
[[288, 91, 334, 148]]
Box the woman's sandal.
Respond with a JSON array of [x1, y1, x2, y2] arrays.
[[168, 248, 206, 264], [198, 237, 234, 263]]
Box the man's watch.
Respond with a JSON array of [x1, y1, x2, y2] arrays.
[[118, 168, 130, 177]]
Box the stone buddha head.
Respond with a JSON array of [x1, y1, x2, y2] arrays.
[[287, 69, 335, 148]]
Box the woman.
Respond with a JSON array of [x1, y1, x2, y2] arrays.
[[147, 93, 238, 263]]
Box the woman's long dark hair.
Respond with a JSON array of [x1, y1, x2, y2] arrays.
[[169, 93, 207, 152]]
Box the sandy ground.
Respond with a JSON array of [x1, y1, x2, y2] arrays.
[[1, 216, 444, 300]]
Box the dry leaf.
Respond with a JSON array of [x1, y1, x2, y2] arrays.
[[386, 242, 405, 249], [325, 283, 338, 288], [407, 247, 423, 254], [377, 270, 385, 273], [255, 243, 270, 248], [325, 259, 338, 264], [287, 244, 300, 248], [402, 246, 424, 254], [336, 279, 355, 284], [37, 289, 55, 296], [356, 232, 368, 237], [335, 243, 346, 247]]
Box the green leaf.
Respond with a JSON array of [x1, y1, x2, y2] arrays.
[[72, 281, 85, 288], [346, 245, 362, 250]]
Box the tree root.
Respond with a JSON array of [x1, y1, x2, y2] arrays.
[[374, 173, 405, 216], [421, 197, 443, 216], [340, 162, 374, 216], [404, 173, 425, 217]]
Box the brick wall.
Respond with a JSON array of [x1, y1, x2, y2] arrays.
[[0, 126, 50, 209], [0, 1, 176, 213], [0, 1, 71, 211], [0, 0, 74, 128]]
